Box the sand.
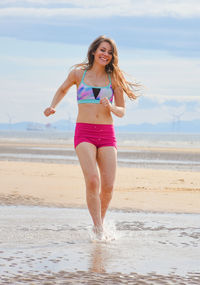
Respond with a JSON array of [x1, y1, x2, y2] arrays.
[[1, 159, 200, 284], [1, 160, 200, 213]]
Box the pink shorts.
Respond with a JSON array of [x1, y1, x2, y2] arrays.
[[74, 122, 117, 149]]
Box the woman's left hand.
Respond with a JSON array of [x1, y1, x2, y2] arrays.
[[100, 97, 112, 111]]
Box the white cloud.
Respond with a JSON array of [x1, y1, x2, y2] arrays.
[[1, 55, 65, 66], [147, 94, 200, 103], [0, 0, 200, 18], [121, 50, 200, 101], [1, 37, 200, 125], [115, 101, 200, 126]]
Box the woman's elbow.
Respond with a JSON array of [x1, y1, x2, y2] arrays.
[[119, 108, 126, 118], [121, 107, 126, 116]]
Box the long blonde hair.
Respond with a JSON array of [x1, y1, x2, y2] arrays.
[[73, 35, 140, 100]]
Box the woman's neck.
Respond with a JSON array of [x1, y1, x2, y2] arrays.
[[90, 63, 106, 75]]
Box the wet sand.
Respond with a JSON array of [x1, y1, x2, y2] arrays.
[[1, 141, 200, 171], [0, 206, 200, 284], [2, 272, 200, 285]]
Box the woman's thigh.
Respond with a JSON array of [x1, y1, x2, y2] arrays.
[[97, 146, 117, 189], [75, 142, 99, 183]]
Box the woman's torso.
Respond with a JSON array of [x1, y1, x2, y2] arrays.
[[75, 69, 114, 124]]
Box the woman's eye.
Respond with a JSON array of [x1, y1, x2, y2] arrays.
[[100, 48, 112, 55]]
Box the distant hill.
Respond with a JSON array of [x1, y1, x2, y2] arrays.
[[0, 120, 75, 131], [0, 119, 199, 133], [115, 120, 200, 133]]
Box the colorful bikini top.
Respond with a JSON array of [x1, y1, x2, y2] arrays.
[[77, 70, 114, 104]]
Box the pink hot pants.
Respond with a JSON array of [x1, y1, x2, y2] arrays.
[[74, 122, 117, 149]]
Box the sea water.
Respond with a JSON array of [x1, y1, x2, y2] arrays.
[[1, 130, 200, 149], [1, 130, 200, 171], [0, 206, 200, 284]]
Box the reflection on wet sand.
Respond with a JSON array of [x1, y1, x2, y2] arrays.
[[89, 243, 108, 273]]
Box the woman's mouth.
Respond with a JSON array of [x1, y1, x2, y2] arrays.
[[99, 56, 109, 63]]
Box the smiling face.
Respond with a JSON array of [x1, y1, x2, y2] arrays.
[[93, 41, 113, 67]]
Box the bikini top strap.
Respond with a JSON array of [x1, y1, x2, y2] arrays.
[[81, 69, 87, 83], [108, 73, 112, 85]]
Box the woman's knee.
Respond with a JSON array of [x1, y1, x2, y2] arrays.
[[85, 174, 99, 191], [101, 182, 114, 196]]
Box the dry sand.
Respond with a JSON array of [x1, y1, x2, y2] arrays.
[[1, 160, 200, 213]]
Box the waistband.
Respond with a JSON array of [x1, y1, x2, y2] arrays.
[[76, 122, 114, 128]]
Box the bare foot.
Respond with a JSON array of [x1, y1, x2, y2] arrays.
[[93, 226, 104, 240]]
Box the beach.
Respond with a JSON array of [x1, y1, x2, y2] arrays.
[[1, 159, 200, 213], [1, 136, 200, 284]]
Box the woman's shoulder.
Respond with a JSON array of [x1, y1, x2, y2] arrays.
[[75, 68, 85, 78], [68, 68, 85, 85], [110, 73, 124, 94], [110, 73, 118, 90], [72, 68, 85, 82]]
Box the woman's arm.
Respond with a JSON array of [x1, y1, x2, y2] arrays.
[[111, 85, 125, 117], [44, 69, 77, 117]]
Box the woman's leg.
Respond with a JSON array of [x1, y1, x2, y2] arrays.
[[75, 142, 103, 231], [97, 146, 117, 223]]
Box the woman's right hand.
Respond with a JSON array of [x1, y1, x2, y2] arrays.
[[43, 107, 56, 117]]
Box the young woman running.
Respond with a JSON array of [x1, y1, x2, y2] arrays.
[[44, 35, 137, 236]]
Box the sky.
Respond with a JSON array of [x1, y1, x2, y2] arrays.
[[0, 0, 200, 127]]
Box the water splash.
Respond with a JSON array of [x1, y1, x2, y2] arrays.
[[88, 219, 122, 243]]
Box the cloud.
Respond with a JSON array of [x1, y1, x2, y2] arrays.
[[119, 96, 200, 125], [0, 0, 200, 18], [147, 94, 200, 104], [0, 29, 199, 125], [0, 2, 199, 58]]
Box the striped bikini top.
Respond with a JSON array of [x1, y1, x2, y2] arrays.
[[77, 70, 114, 104]]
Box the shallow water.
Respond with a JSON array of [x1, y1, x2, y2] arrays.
[[1, 144, 200, 171], [0, 206, 200, 284]]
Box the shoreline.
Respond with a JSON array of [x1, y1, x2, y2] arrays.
[[1, 160, 200, 214], [1, 140, 200, 153], [1, 204, 199, 217], [1, 141, 200, 172]]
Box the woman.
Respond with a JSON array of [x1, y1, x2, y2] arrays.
[[44, 35, 137, 236]]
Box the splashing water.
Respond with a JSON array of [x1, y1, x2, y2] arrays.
[[88, 220, 118, 243]]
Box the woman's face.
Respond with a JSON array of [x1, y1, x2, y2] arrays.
[[93, 41, 113, 67]]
